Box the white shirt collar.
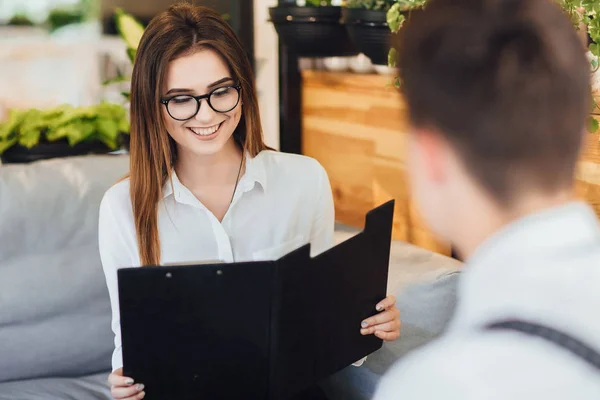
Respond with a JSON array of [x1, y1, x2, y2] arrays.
[[450, 201, 600, 333], [161, 151, 268, 201], [467, 201, 600, 268]]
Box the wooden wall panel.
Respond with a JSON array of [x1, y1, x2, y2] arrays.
[[575, 117, 600, 216], [301, 70, 450, 255]]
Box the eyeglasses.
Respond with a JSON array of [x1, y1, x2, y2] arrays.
[[160, 84, 241, 121]]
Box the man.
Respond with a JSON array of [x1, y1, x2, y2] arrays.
[[375, 0, 600, 398]]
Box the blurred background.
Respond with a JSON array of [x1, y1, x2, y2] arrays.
[[0, 0, 279, 145]]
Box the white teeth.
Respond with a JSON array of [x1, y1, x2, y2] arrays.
[[189, 123, 221, 136]]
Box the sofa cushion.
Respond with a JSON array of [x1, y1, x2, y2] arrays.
[[0, 154, 129, 382], [0, 371, 111, 400]]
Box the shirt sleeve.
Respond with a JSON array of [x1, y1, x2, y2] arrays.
[[98, 194, 136, 372], [309, 162, 336, 257]]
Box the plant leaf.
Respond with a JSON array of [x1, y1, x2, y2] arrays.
[[45, 125, 68, 142], [387, 3, 403, 33], [96, 118, 119, 144], [0, 109, 27, 139], [67, 121, 96, 146], [118, 116, 130, 133], [115, 8, 145, 51], [17, 109, 47, 148], [18, 126, 42, 148], [388, 47, 397, 68], [587, 116, 599, 133], [126, 47, 136, 64]]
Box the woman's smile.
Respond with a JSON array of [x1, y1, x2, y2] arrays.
[[186, 121, 224, 140]]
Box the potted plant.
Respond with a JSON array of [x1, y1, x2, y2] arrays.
[[555, 1, 600, 133], [7, 13, 35, 27], [269, 0, 358, 57], [46, 5, 86, 32], [343, 0, 424, 66], [0, 103, 129, 164]]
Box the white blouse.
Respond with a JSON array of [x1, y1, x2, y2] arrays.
[[98, 150, 335, 371]]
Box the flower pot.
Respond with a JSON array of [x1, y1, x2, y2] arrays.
[[269, 6, 358, 58], [342, 8, 391, 66], [0, 138, 120, 164]]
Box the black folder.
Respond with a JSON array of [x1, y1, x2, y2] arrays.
[[117, 200, 394, 400]]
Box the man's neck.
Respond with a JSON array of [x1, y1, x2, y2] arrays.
[[174, 139, 243, 191], [454, 189, 577, 261]]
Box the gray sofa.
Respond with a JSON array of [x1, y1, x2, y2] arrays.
[[0, 155, 129, 399], [0, 155, 461, 399]]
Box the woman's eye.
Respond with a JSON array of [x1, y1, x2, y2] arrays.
[[171, 96, 193, 104], [212, 88, 231, 97]]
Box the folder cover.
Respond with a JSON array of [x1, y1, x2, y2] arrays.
[[117, 200, 394, 400]]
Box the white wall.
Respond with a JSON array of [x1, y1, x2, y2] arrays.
[[253, 0, 280, 149]]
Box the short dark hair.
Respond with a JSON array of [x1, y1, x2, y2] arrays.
[[395, 0, 590, 205]]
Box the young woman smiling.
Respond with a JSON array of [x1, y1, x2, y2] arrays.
[[98, 4, 400, 399]]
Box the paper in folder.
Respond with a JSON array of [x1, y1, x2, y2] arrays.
[[117, 200, 394, 400]]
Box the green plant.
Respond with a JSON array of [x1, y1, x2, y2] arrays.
[[7, 13, 34, 26], [46, 7, 86, 32], [345, 0, 396, 10], [386, 0, 426, 33], [45, 0, 98, 32], [555, 1, 600, 133], [0, 103, 129, 155], [386, 0, 427, 87], [115, 8, 145, 65], [305, 0, 333, 5], [557, 1, 600, 57]]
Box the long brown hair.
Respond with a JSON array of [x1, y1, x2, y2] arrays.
[[129, 3, 268, 266]]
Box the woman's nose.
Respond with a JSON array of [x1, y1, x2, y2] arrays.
[[194, 99, 216, 124]]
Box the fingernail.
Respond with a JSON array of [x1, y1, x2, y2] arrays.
[[361, 321, 369, 328], [125, 379, 134, 385], [376, 304, 383, 311], [136, 384, 145, 391]]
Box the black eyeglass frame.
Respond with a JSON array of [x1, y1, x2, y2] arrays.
[[159, 84, 242, 121]]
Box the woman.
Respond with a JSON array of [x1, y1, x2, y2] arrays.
[[99, 4, 400, 399]]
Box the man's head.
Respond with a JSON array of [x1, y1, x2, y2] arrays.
[[395, 0, 590, 254]]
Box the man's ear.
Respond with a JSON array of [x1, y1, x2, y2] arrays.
[[412, 127, 447, 184]]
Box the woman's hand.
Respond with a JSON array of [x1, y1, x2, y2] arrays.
[[108, 368, 145, 400], [360, 295, 401, 341]]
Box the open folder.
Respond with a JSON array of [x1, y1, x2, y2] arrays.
[[117, 200, 394, 400]]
